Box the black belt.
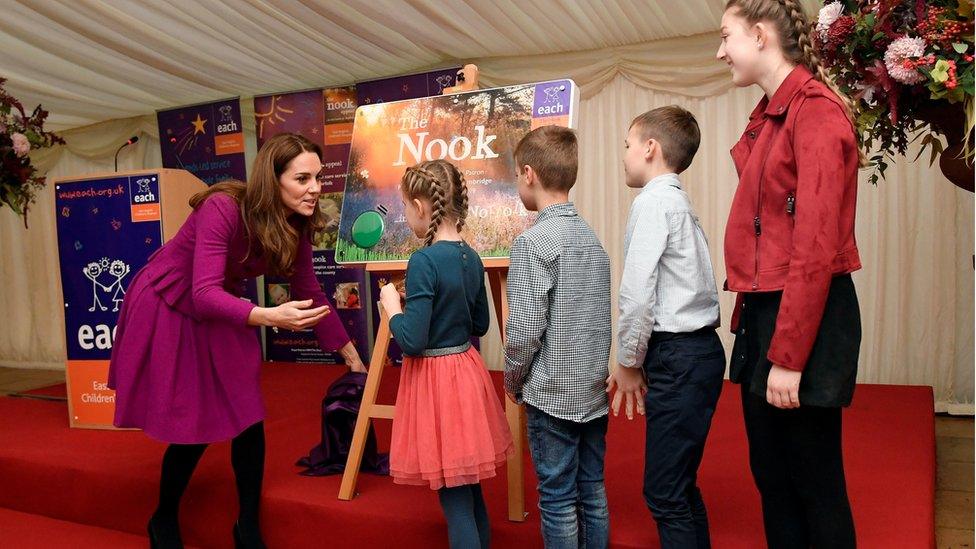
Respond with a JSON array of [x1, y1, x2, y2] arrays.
[[650, 326, 716, 343]]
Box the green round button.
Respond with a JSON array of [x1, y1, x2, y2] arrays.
[[351, 211, 385, 249]]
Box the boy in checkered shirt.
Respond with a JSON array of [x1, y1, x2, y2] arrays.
[[504, 125, 613, 548]]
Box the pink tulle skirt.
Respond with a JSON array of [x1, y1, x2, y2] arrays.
[[390, 347, 514, 490]]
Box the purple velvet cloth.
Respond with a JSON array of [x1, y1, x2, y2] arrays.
[[296, 371, 389, 476]]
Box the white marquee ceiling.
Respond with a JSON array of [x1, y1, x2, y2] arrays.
[[0, 0, 820, 130]]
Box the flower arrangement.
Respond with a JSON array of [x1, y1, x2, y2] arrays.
[[1, 77, 64, 226], [815, 0, 975, 187]]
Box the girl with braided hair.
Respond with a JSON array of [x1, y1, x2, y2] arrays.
[[717, 1, 862, 547], [379, 159, 513, 548]]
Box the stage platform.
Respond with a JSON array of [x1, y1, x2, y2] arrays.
[[0, 363, 935, 548]]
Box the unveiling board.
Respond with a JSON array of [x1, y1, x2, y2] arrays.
[[335, 79, 579, 264]]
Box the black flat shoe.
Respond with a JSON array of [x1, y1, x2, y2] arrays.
[[233, 521, 267, 549], [148, 515, 183, 549]]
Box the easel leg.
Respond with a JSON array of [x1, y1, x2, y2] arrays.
[[339, 306, 391, 500], [488, 269, 527, 522]]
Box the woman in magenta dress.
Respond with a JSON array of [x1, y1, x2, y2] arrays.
[[108, 133, 366, 549]]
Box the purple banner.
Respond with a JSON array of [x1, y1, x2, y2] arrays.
[[158, 98, 258, 316], [368, 271, 406, 367], [157, 98, 248, 185], [254, 88, 369, 365], [322, 86, 356, 194], [55, 175, 164, 359], [253, 89, 325, 151], [255, 69, 459, 365], [355, 67, 460, 106], [265, 251, 369, 364]]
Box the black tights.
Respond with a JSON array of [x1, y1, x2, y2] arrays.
[[151, 422, 265, 546]]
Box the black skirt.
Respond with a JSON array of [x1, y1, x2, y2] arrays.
[[729, 274, 861, 408]]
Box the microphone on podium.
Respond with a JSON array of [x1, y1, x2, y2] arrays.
[[114, 135, 140, 172]]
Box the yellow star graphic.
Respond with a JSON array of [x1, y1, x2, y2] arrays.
[[191, 114, 207, 135]]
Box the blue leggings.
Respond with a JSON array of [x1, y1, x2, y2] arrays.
[[438, 483, 490, 549]]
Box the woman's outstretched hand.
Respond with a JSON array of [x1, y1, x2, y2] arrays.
[[259, 299, 331, 331]]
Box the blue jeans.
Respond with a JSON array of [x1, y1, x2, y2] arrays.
[[525, 404, 609, 549], [643, 331, 725, 549]]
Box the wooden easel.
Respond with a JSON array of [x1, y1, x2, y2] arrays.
[[338, 258, 528, 522]]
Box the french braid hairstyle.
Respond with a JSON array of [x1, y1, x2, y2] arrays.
[[400, 159, 469, 247], [725, 0, 867, 165]]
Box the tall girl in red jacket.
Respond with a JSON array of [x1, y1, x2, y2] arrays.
[[717, 1, 863, 547]]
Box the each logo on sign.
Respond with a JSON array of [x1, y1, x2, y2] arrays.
[[219, 104, 234, 124], [435, 74, 455, 92], [216, 104, 240, 134], [535, 83, 568, 117], [542, 86, 562, 104], [131, 177, 158, 204]]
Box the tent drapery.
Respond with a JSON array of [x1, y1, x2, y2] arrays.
[[0, 0, 970, 412]]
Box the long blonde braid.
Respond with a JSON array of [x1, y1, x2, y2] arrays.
[[453, 164, 469, 233], [725, 0, 867, 165]]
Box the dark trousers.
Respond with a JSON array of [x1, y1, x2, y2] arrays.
[[733, 275, 859, 548], [741, 388, 856, 548], [642, 330, 725, 549]]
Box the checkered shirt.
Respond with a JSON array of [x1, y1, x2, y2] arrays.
[[504, 202, 611, 422]]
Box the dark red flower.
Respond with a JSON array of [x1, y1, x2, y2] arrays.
[[826, 16, 857, 51]]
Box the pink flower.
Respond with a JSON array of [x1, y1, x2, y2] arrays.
[[884, 36, 927, 85], [11, 132, 30, 157], [817, 2, 845, 40]]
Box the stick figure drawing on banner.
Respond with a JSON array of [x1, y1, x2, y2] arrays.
[[219, 104, 233, 124], [435, 74, 455, 93], [83, 262, 110, 312], [107, 260, 130, 312], [542, 86, 561, 104]]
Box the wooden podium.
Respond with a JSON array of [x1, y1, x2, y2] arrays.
[[338, 258, 528, 521], [52, 169, 206, 429]]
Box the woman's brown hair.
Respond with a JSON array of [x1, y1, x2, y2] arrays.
[[188, 133, 326, 276], [400, 159, 469, 247], [725, 0, 867, 164]]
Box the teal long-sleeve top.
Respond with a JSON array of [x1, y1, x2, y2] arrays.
[[389, 240, 491, 356]]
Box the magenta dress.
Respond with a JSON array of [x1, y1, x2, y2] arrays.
[[107, 193, 350, 444]]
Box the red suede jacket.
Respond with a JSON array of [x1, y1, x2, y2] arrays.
[[725, 65, 861, 371]]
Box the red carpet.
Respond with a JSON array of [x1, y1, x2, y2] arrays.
[[17, 383, 67, 398], [0, 363, 934, 548], [0, 507, 204, 549]]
